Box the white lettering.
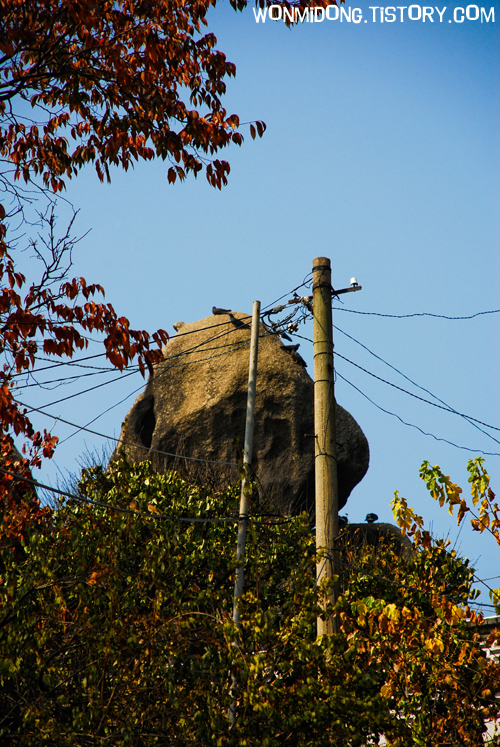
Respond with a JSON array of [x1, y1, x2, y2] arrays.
[[435, 6, 446, 21], [269, 4, 282, 19], [295, 6, 309, 21], [352, 7, 363, 21], [326, 4, 339, 19], [466, 4, 479, 18], [408, 4, 422, 19], [422, 6, 434, 19], [340, 6, 352, 20], [481, 6, 495, 20], [397, 6, 407, 20], [313, 7, 325, 21], [385, 6, 397, 20], [253, 6, 267, 21], [283, 6, 295, 22], [369, 6, 379, 20], [454, 6, 464, 20]]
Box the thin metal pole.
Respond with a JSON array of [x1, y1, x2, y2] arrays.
[[312, 257, 339, 637], [229, 299, 260, 725]]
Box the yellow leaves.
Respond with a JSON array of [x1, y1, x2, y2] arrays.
[[489, 587, 500, 613], [380, 683, 393, 699], [420, 459, 500, 546], [384, 603, 400, 622], [355, 602, 368, 627], [425, 637, 444, 654], [391, 491, 426, 546]]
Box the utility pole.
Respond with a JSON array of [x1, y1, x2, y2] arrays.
[[312, 258, 362, 637], [229, 299, 261, 725], [312, 257, 338, 636]]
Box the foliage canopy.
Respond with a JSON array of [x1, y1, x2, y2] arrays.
[[0, 457, 498, 745]]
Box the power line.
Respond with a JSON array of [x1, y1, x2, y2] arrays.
[[16, 400, 239, 465], [290, 328, 499, 437], [36, 329, 277, 447], [335, 352, 500, 433], [29, 325, 256, 410], [8, 352, 109, 377], [260, 274, 312, 313], [335, 308, 500, 320], [14, 367, 121, 390], [333, 325, 500, 446], [0, 467, 239, 523], [0, 467, 290, 528], [336, 371, 500, 457]]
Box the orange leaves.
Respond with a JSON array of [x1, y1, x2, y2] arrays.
[[1, 0, 259, 190], [249, 120, 266, 140], [205, 159, 230, 189], [0, 213, 168, 477]]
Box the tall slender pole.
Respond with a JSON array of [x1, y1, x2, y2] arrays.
[[232, 299, 261, 626], [312, 257, 339, 636], [229, 300, 260, 725]]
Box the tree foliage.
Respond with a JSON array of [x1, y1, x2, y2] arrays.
[[0, 0, 264, 191], [0, 457, 498, 745], [0, 0, 268, 490], [393, 457, 500, 613]]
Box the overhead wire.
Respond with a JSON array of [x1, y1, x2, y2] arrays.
[[335, 370, 500, 457], [334, 308, 500, 320], [0, 466, 238, 522], [335, 352, 500, 434], [16, 401, 239, 465], [333, 324, 500, 446], [14, 367, 123, 391], [27, 320, 257, 410], [286, 326, 500, 454], [0, 467, 290, 527]]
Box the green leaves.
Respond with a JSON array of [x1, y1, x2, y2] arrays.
[[0, 457, 499, 745]]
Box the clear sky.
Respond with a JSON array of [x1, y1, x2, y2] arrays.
[[15, 1, 500, 610]]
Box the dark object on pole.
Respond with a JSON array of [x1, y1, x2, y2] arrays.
[[366, 513, 379, 524]]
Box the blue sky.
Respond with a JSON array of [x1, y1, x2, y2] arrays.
[[15, 1, 499, 607]]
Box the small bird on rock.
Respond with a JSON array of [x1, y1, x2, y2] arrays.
[[212, 306, 232, 315], [228, 313, 250, 330], [290, 349, 307, 368]]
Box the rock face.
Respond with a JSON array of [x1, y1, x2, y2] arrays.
[[114, 312, 369, 517]]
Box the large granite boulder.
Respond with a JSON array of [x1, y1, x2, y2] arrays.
[[113, 312, 369, 517]]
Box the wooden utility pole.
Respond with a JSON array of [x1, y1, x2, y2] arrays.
[[312, 257, 338, 636], [232, 299, 261, 628], [229, 300, 261, 726]]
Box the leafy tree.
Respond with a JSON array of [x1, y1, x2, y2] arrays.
[[0, 0, 268, 497], [394, 457, 500, 613], [0, 456, 498, 745]]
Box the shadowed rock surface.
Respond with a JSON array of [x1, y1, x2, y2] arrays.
[[113, 312, 369, 517]]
